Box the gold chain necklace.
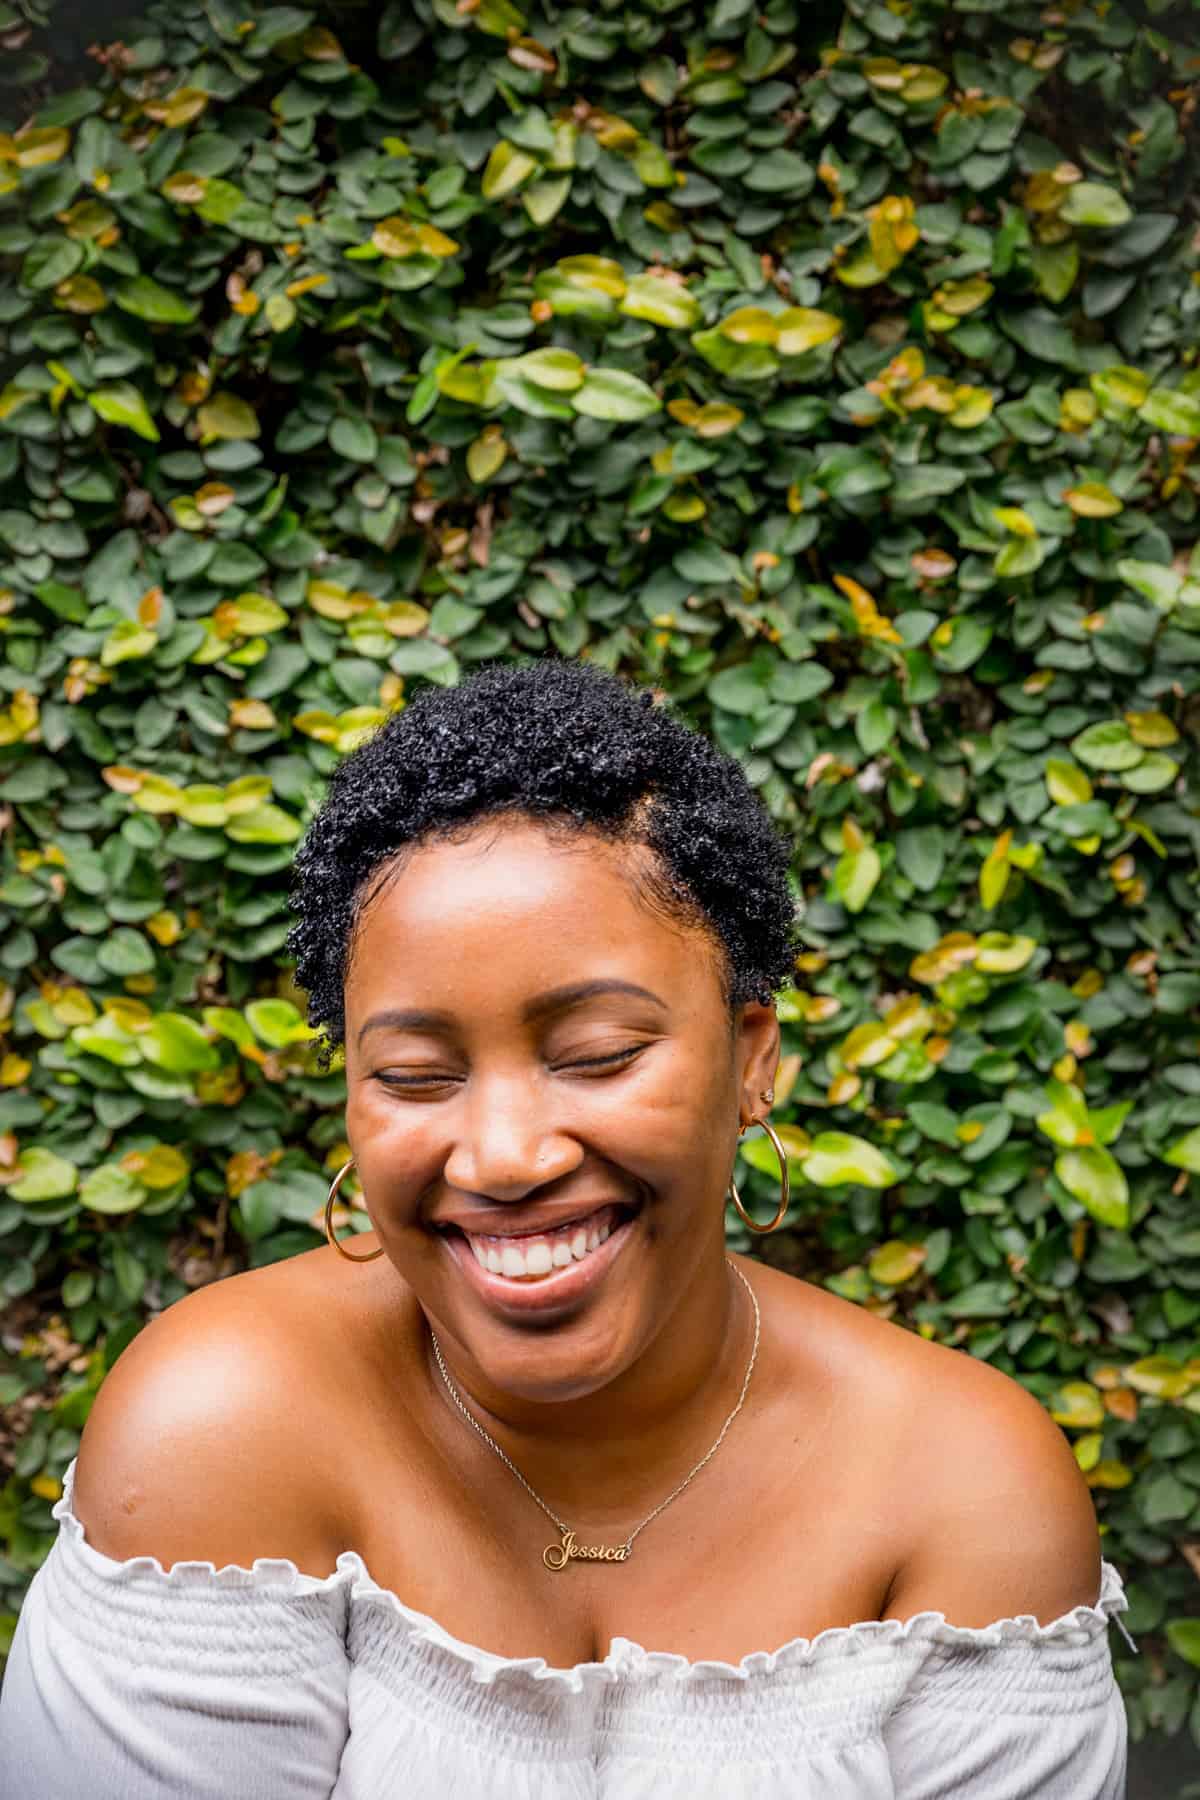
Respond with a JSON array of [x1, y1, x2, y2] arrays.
[[428, 1257, 760, 1571]]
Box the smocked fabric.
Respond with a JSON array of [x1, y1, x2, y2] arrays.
[[0, 1455, 1134, 1798]]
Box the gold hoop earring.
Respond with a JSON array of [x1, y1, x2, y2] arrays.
[[324, 1156, 384, 1262], [729, 1116, 791, 1235]]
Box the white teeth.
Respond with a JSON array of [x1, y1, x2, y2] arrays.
[[454, 1208, 634, 1280], [523, 1242, 553, 1276]]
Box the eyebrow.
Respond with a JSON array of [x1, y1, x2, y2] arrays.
[[355, 979, 668, 1049]]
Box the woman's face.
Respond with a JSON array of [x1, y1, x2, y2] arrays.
[[342, 814, 779, 1406]]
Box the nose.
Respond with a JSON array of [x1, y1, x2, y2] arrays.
[[441, 1072, 583, 1200]]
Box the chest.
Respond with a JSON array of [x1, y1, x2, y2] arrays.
[[337, 1384, 906, 1667]]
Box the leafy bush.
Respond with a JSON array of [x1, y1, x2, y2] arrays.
[[2, 0, 1200, 1767]]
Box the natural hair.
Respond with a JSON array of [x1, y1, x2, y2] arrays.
[[285, 657, 799, 1070]]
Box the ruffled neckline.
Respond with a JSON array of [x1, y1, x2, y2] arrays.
[[52, 1455, 1136, 1691]]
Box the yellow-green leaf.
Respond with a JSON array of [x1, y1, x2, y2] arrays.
[[868, 1240, 926, 1285], [620, 273, 700, 329], [1045, 758, 1093, 806], [974, 932, 1037, 974], [774, 307, 842, 355], [197, 391, 259, 440], [718, 306, 779, 344], [1049, 1381, 1105, 1429], [993, 506, 1038, 537], [801, 1131, 900, 1189], [1063, 481, 1122, 517]]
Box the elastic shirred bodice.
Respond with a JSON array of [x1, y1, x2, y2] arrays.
[[0, 1455, 1136, 1800]]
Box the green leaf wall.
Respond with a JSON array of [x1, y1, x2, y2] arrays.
[[1, 0, 1199, 1763]]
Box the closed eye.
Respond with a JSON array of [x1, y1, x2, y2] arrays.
[[373, 1046, 645, 1089], [563, 1046, 644, 1072]]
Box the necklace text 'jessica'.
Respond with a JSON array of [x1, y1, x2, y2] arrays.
[[428, 1256, 760, 1570]]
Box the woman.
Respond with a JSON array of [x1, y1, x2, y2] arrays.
[[0, 658, 1133, 1797]]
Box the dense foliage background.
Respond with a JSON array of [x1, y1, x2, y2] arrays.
[[1, 0, 1199, 1780]]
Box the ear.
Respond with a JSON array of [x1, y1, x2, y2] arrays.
[[734, 1000, 781, 1130]]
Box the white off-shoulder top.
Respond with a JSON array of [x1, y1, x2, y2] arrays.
[[0, 1455, 1136, 1799]]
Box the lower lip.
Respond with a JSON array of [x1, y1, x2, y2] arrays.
[[438, 1209, 640, 1314]]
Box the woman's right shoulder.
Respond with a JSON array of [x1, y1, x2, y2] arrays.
[[71, 1251, 353, 1578]]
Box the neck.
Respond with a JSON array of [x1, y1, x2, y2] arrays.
[[421, 1239, 754, 1527]]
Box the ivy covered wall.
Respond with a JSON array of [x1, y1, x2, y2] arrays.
[[1, 0, 1199, 1772]]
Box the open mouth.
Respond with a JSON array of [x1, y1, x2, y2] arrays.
[[435, 1199, 641, 1279]]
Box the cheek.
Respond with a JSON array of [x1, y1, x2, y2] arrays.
[[344, 1049, 736, 1215]]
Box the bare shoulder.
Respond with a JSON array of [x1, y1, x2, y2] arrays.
[[877, 1313, 1103, 1627], [757, 1265, 1102, 1628], [72, 1249, 355, 1576]]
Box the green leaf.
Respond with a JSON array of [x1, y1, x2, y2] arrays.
[[931, 616, 991, 670], [522, 176, 571, 226], [1088, 1101, 1132, 1148], [329, 416, 379, 462], [1116, 559, 1180, 611], [9, 1147, 79, 1203], [1070, 721, 1143, 771], [245, 997, 316, 1047], [1120, 752, 1177, 794], [224, 803, 302, 844], [993, 535, 1045, 578], [202, 1006, 257, 1052], [708, 663, 769, 716], [97, 928, 156, 976], [908, 1103, 961, 1145], [943, 1279, 1019, 1319], [769, 662, 833, 704], [1138, 1471, 1195, 1527], [801, 1132, 899, 1189], [1165, 1620, 1200, 1668], [21, 236, 84, 290], [999, 307, 1080, 367], [141, 1012, 221, 1074], [855, 698, 895, 755], [571, 369, 661, 422], [88, 383, 160, 442], [70, 1017, 142, 1066], [895, 826, 945, 892], [1059, 182, 1132, 227], [831, 844, 882, 914], [114, 276, 199, 324], [1029, 240, 1078, 304], [1140, 388, 1200, 436], [79, 1163, 147, 1215], [1055, 1146, 1130, 1228], [742, 150, 813, 195], [1037, 1079, 1091, 1148], [1163, 1126, 1200, 1174]]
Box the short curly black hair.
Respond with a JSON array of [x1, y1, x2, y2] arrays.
[[285, 657, 798, 1069]]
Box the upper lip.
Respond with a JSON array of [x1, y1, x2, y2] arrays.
[[431, 1198, 638, 1239]]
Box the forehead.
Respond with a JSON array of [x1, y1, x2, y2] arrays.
[[344, 817, 717, 1009]]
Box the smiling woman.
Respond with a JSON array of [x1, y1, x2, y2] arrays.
[[0, 659, 1132, 1798]]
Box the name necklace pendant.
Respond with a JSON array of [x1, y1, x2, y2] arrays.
[[427, 1256, 760, 1570]]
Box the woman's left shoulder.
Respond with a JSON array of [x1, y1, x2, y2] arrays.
[[757, 1263, 1105, 1630]]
